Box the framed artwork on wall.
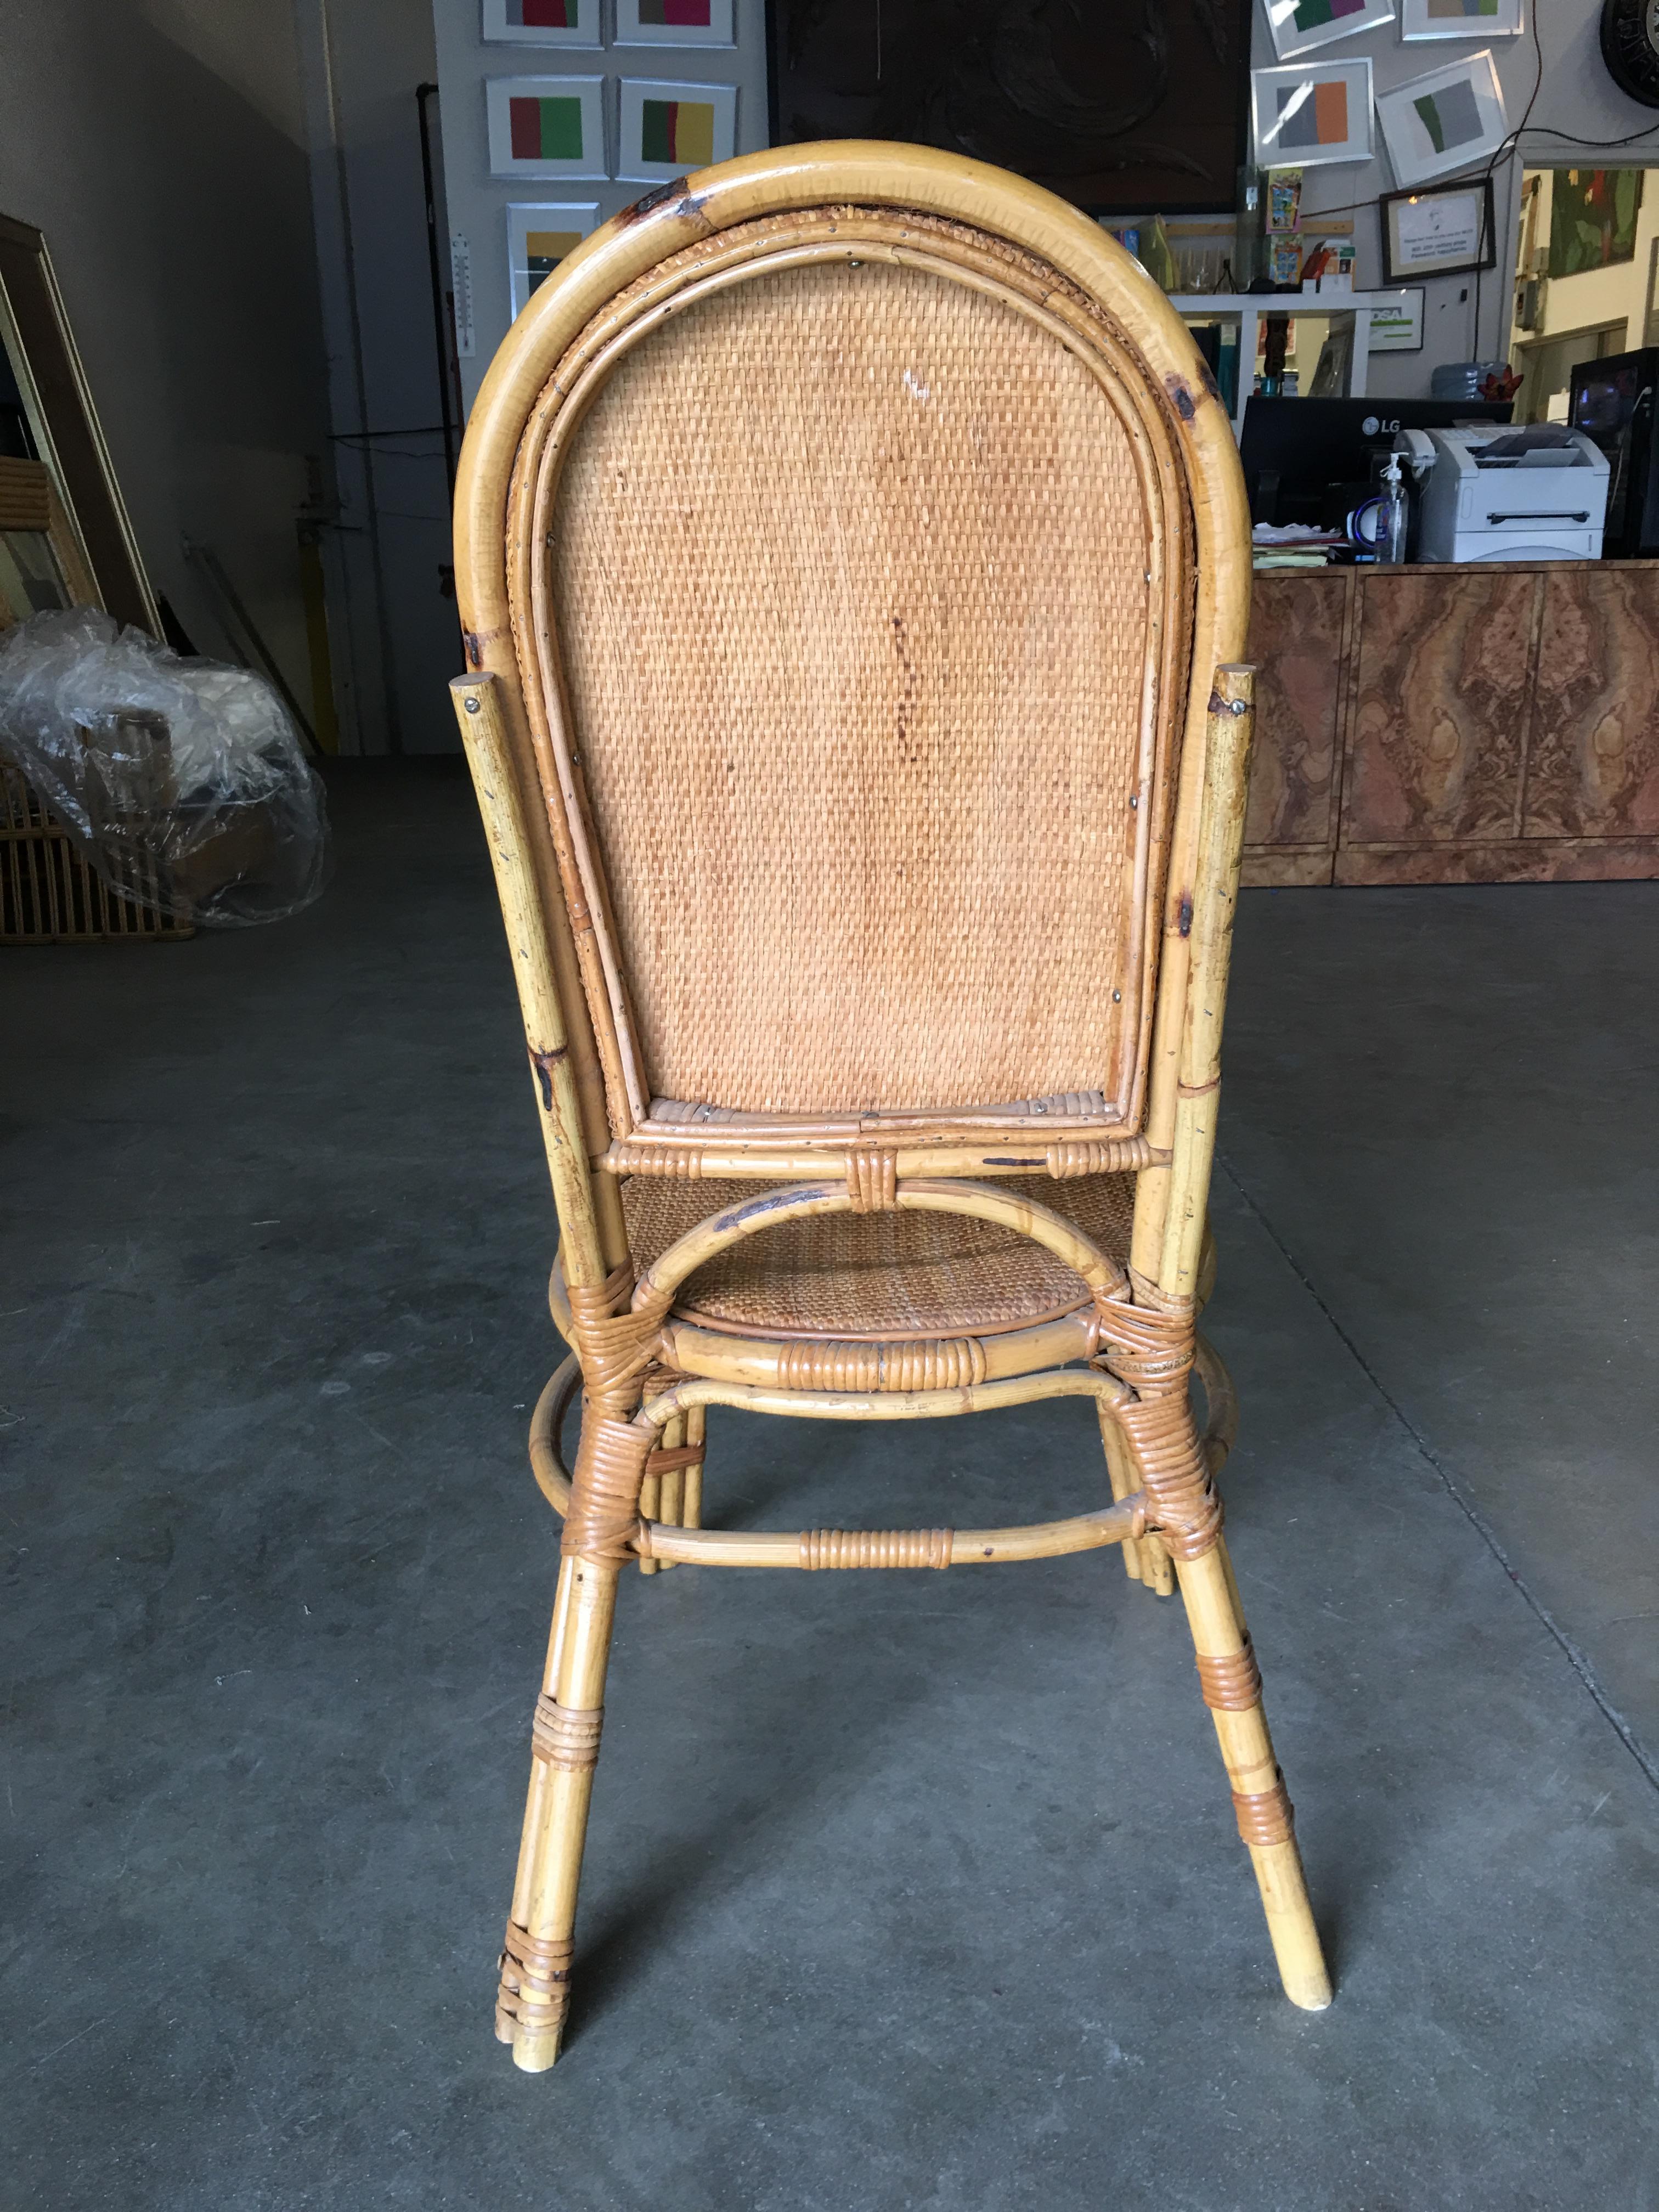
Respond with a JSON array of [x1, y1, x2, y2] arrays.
[[615, 0, 736, 46], [617, 78, 737, 179], [1548, 168, 1645, 276], [1250, 59, 1374, 169], [481, 0, 601, 44], [1367, 287, 1425, 351], [1264, 0, 1395, 63], [1378, 178, 1497, 281], [486, 75, 608, 179], [507, 202, 600, 317], [765, 0, 1254, 218], [1375, 51, 1508, 188], [1400, 0, 1523, 40]]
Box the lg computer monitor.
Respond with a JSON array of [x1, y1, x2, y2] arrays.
[[1240, 397, 1514, 528]]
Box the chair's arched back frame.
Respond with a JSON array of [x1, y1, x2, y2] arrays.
[[451, 143, 1253, 1315], [514, 214, 1186, 1149]]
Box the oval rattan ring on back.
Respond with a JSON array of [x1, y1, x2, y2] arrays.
[[505, 203, 1195, 1153]]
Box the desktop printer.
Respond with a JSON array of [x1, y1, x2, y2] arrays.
[[1394, 424, 1609, 562]]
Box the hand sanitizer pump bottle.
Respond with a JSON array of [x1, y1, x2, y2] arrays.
[[1378, 449, 1409, 566]]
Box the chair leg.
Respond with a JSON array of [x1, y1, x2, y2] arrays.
[[496, 1395, 654, 2067], [657, 1413, 685, 1533], [639, 1405, 707, 1575], [644, 1412, 681, 1574], [1098, 1400, 1175, 1595], [497, 1531, 629, 2068], [1176, 1538, 1332, 2011], [1111, 1341, 1233, 1596], [682, 1403, 705, 1530]]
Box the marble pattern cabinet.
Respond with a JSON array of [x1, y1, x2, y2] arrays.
[[1244, 561, 1659, 886]]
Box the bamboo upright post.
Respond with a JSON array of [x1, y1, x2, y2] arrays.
[[503, 1556, 621, 2069], [449, 675, 607, 1296], [682, 1402, 706, 1530], [1175, 1544, 1331, 2010], [1156, 666, 1331, 2012], [453, 672, 641, 2066], [1099, 1400, 1173, 1594], [636, 1468, 661, 1573], [1098, 1400, 1142, 1582], [654, 1410, 684, 1572], [1160, 666, 1251, 1299]]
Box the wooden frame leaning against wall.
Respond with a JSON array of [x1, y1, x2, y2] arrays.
[[446, 140, 1334, 2072], [0, 211, 157, 634]]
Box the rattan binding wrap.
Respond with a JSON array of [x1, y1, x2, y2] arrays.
[[531, 1695, 604, 1771], [1232, 1775, 1295, 1849], [846, 1148, 899, 1212], [560, 1414, 653, 1565], [1096, 1289, 1223, 1561], [1195, 1643, 1262, 1712], [774, 1336, 992, 1391], [496, 1922, 573, 2045], [800, 1526, 952, 1570]]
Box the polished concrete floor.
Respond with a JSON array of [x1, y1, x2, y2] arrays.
[[4, 763, 1657, 2210]]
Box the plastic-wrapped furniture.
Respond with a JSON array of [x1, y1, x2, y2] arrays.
[[446, 142, 1331, 2070], [0, 610, 328, 929]]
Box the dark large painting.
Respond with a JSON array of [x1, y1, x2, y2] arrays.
[[766, 0, 1251, 216]]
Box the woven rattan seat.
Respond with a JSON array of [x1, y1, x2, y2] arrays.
[[622, 1171, 1135, 1339], [448, 142, 1332, 2072]]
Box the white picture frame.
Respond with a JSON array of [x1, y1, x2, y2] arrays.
[[507, 202, 600, 318], [1401, 0, 1523, 40], [486, 75, 607, 180], [614, 0, 736, 46], [617, 77, 737, 182], [1367, 287, 1425, 351], [481, 0, 601, 46], [1250, 60, 1375, 170], [1265, 0, 1395, 61], [1376, 50, 1508, 188]]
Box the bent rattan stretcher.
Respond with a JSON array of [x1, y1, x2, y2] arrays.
[[447, 140, 1333, 2070]]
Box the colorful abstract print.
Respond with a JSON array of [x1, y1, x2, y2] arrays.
[[1291, 0, 1367, 26], [509, 95, 585, 161], [1412, 78, 1483, 156], [1274, 80, 1350, 149], [640, 97, 715, 165]]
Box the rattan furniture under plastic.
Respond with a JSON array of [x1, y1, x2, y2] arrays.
[[446, 141, 1332, 2071]]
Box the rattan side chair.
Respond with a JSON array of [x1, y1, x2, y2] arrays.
[[446, 141, 1332, 2071]]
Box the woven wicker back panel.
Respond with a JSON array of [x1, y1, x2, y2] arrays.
[[549, 253, 1163, 1117]]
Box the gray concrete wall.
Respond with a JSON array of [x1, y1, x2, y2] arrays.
[[0, 0, 329, 707], [295, 0, 458, 753]]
